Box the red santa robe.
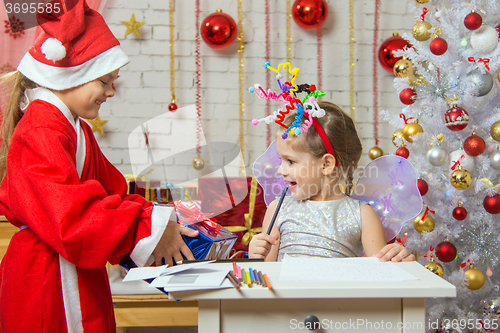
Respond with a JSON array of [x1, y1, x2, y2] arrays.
[[0, 88, 173, 332]]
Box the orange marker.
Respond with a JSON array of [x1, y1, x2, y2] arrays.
[[263, 274, 272, 290]]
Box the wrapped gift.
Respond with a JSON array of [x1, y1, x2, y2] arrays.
[[173, 201, 237, 260], [133, 179, 198, 203], [198, 177, 266, 252]]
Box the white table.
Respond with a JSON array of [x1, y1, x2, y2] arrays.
[[169, 261, 456, 333]]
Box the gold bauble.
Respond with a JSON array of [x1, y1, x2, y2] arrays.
[[192, 156, 206, 170], [393, 58, 413, 78], [392, 129, 405, 147], [368, 146, 384, 160], [450, 167, 472, 190], [412, 20, 432, 41], [403, 121, 424, 143], [414, 213, 435, 233], [416, 0, 430, 3], [465, 264, 485, 290], [424, 257, 444, 277], [490, 120, 500, 142], [498, 69, 500, 83]]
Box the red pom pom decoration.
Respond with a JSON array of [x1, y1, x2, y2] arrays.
[[396, 147, 410, 159], [464, 11, 482, 31], [201, 10, 237, 49], [378, 33, 412, 73], [435, 241, 457, 262], [430, 37, 448, 55], [452, 205, 467, 220], [168, 103, 178, 112], [464, 133, 485, 156], [292, 0, 328, 30], [484, 194, 500, 214], [445, 106, 469, 131], [417, 179, 428, 196], [399, 88, 416, 105]]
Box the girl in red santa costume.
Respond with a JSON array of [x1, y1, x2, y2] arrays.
[[0, 1, 197, 331]]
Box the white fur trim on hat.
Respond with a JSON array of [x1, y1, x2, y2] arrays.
[[41, 38, 67, 61], [18, 46, 130, 90]]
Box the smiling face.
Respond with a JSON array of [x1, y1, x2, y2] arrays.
[[52, 69, 119, 120], [276, 135, 339, 201]]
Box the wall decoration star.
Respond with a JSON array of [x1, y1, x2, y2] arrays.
[[88, 115, 108, 136], [120, 13, 146, 38]]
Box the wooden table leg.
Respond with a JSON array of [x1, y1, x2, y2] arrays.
[[198, 299, 220, 333]]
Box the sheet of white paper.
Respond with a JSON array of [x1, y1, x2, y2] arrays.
[[150, 268, 230, 291], [159, 260, 216, 276], [160, 279, 234, 293], [122, 265, 169, 282], [279, 256, 419, 282]]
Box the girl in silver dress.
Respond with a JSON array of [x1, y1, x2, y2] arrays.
[[249, 101, 415, 262]]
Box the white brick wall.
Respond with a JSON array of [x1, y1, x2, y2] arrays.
[[97, 0, 414, 182]]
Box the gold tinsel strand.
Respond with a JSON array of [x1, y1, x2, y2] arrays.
[[169, 0, 176, 103], [238, 0, 245, 176], [286, 0, 292, 81], [349, 0, 355, 119]]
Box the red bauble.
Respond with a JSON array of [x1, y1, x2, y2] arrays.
[[292, 0, 328, 30], [484, 194, 500, 214], [452, 206, 467, 220], [201, 10, 237, 49], [464, 133, 485, 156], [464, 11, 482, 30], [399, 88, 416, 105], [396, 147, 410, 159], [444, 106, 469, 131], [435, 241, 457, 262], [417, 179, 428, 196], [430, 37, 448, 55], [378, 33, 412, 73], [168, 103, 178, 112], [496, 24, 500, 39]]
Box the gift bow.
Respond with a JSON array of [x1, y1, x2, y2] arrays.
[[224, 177, 262, 246], [468, 57, 490, 71]]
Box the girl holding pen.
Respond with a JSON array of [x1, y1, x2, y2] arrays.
[[248, 66, 415, 262]]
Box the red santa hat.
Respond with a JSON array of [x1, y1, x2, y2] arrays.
[[17, 0, 129, 90]]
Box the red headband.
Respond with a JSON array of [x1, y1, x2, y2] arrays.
[[311, 117, 337, 167]]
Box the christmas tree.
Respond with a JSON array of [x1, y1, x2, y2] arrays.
[[381, 0, 500, 331]]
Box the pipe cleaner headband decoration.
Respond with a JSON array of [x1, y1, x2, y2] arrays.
[[250, 62, 337, 165]]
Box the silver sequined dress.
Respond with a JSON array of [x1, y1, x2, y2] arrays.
[[276, 196, 365, 261]]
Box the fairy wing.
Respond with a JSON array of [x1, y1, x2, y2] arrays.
[[351, 155, 423, 242]]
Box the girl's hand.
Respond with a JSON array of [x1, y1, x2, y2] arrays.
[[248, 232, 279, 259], [153, 222, 199, 266], [373, 243, 415, 262]]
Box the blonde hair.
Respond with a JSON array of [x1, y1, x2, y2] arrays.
[[0, 71, 37, 181], [278, 101, 362, 195]]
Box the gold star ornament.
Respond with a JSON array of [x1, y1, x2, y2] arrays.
[[88, 115, 108, 136], [120, 13, 146, 38]]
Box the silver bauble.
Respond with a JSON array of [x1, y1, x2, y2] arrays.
[[490, 150, 500, 170], [427, 146, 448, 166], [467, 69, 493, 97], [449, 149, 475, 171]]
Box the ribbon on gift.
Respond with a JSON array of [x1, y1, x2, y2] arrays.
[[173, 200, 227, 257], [161, 182, 185, 201], [123, 174, 136, 195], [468, 56, 490, 71], [224, 177, 262, 246]]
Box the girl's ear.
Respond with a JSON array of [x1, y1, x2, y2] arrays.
[[321, 153, 336, 175]]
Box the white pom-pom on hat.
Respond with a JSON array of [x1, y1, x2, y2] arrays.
[[41, 38, 66, 61]]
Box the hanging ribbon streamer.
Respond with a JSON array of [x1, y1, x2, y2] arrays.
[[316, 0, 322, 91], [372, 0, 380, 145], [349, 0, 355, 119], [265, 0, 271, 147], [286, 0, 292, 81], [195, 0, 202, 155], [238, 0, 245, 176], [169, 0, 175, 102]]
